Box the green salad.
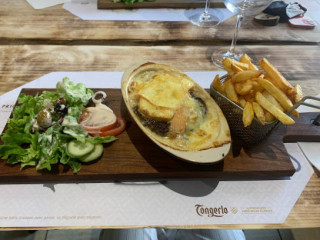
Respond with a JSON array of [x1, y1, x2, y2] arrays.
[[0, 78, 116, 173]]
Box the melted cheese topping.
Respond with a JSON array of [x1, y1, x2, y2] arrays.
[[138, 97, 175, 121], [137, 71, 194, 110]]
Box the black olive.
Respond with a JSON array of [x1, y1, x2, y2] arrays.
[[54, 103, 68, 115]]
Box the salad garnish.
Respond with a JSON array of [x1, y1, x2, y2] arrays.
[[0, 78, 124, 173], [79, 91, 126, 137]]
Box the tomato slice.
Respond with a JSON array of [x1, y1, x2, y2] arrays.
[[99, 116, 126, 137], [82, 121, 117, 133]]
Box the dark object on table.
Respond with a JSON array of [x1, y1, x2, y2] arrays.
[[263, 1, 288, 22], [263, 1, 307, 23], [313, 114, 320, 126], [254, 13, 280, 26]]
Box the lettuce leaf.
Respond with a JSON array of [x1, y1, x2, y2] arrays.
[[56, 77, 93, 107]]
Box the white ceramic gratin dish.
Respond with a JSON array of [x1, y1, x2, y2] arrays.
[[121, 62, 231, 164]]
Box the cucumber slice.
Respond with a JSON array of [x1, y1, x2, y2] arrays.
[[80, 144, 104, 162], [67, 140, 94, 158]]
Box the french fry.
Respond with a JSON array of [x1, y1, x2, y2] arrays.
[[250, 78, 265, 93], [264, 111, 276, 122], [219, 53, 301, 127], [256, 92, 295, 125], [225, 75, 232, 81], [243, 93, 255, 103], [252, 102, 265, 125], [264, 73, 272, 80], [221, 58, 234, 75], [239, 96, 247, 108], [240, 54, 259, 71], [222, 57, 249, 75], [259, 58, 293, 92], [262, 90, 284, 112], [234, 80, 253, 96], [222, 65, 233, 75], [231, 70, 263, 83], [231, 63, 244, 73], [212, 74, 225, 95], [256, 78, 299, 117], [293, 84, 303, 103], [292, 109, 299, 118], [287, 84, 303, 103], [225, 80, 239, 104], [243, 102, 254, 127], [226, 58, 249, 70]]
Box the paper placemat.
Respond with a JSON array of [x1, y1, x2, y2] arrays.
[[0, 72, 314, 227], [27, 0, 70, 9], [63, 0, 234, 22]]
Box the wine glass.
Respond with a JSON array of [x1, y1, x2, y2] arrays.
[[211, 0, 273, 66], [189, 0, 220, 27]]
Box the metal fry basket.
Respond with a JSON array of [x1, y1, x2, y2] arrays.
[[210, 84, 279, 144], [210, 76, 320, 144]]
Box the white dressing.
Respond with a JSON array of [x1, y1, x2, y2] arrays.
[[80, 105, 116, 128]]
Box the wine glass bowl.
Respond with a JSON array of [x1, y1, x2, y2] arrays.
[[212, 0, 273, 66], [224, 0, 273, 17], [188, 0, 220, 27]]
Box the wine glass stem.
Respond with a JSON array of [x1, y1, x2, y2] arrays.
[[204, 0, 211, 15], [228, 14, 243, 58]]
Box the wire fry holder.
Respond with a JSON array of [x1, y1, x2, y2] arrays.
[[210, 85, 278, 144], [210, 82, 320, 144], [288, 96, 320, 114]]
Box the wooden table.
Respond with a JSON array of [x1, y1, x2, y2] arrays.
[[0, 0, 319, 230], [1, 0, 319, 44]]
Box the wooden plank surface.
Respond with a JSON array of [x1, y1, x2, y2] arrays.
[[0, 45, 318, 97], [98, 0, 225, 9], [0, 0, 319, 43], [0, 44, 319, 228], [0, 87, 301, 183]]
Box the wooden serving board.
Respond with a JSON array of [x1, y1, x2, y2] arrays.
[[97, 0, 225, 9], [0, 88, 319, 183]]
